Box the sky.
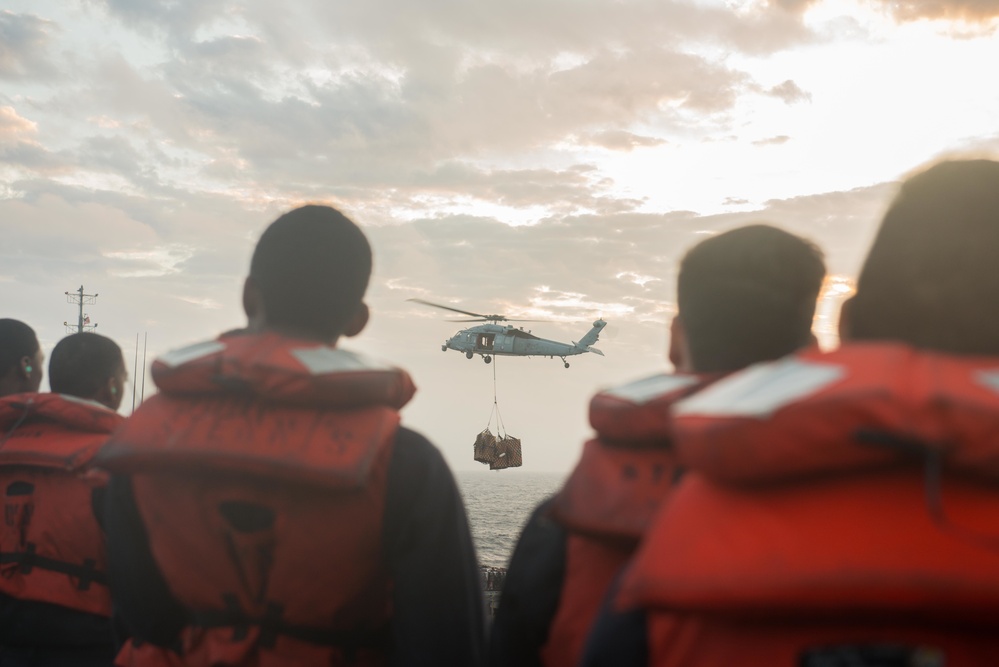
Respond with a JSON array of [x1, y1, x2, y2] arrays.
[[2, 0, 999, 473]]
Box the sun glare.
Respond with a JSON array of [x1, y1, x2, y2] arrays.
[[813, 274, 856, 350]]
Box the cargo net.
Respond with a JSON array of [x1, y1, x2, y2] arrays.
[[491, 435, 522, 470], [473, 359, 522, 470], [473, 429, 522, 470]]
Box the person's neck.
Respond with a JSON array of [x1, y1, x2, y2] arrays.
[[0, 374, 27, 398], [246, 321, 340, 346]]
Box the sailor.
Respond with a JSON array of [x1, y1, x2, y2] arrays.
[[0, 332, 127, 665], [488, 225, 826, 667], [0, 319, 44, 398], [584, 161, 999, 667], [101, 205, 485, 667]]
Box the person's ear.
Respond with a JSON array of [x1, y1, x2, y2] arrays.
[[94, 376, 115, 410], [668, 316, 691, 372], [838, 295, 855, 344], [342, 302, 369, 338]]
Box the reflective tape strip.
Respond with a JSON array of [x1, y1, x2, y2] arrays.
[[975, 369, 999, 396], [158, 341, 226, 368], [602, 374, 699, 405], [57, 394, 114, 411], [674, 357, 844, 419], [291, 347, 392, 375]]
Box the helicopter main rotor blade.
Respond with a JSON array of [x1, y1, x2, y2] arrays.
[[445, 318, 548, 323], [408, 298, 495, 320]]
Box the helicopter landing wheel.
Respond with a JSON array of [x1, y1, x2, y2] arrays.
[[466, 351, 474, 359], [442, 345, 447, 352], [564, 362, 570, 368], [484, 356, 492, 364]]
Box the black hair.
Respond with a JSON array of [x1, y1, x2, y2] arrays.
[[48, 332, 124, 399], [250, 205, 372, 339], [0, 319, 39, 376], [849, 160, 999, 355], [677, 224, 826, 373]]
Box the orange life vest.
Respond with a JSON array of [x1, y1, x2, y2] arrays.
[[0, 392, 121, 617], [98, 332, 417, 667], [541, 374, 709, 667], [619, 343, 999, 667]]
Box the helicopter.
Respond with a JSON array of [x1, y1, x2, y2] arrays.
[[410, 299, 606, 368]]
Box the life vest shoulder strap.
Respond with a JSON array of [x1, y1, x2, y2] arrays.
[[589, 373, 704, 443], [551, 374, 708, 539], [550, 440, 677, 540], [672, 343, 999, 483], [151, 333, 416, 410], [0, 394, 121, 470]]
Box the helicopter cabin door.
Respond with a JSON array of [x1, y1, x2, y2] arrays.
[[477, 333, 495, 351]]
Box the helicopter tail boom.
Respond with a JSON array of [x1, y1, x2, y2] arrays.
[[576, 319, 607, 349]]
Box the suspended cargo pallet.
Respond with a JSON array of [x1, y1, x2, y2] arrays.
[[489, 436, 522, 471], [474, 429, 499, 464], [471, 429, 523, 470]]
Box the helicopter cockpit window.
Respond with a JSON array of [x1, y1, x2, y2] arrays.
[[477, 334, 495, 350]]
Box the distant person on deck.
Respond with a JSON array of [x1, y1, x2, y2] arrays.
[[99, 205, 485, 667], [488, 225, 826, 667], [0, 319, 44, 398], [0, 332, 127, 666], [583, 161, 999, 667]]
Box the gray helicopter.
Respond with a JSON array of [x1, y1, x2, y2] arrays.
[[410, 299, 606, 368]]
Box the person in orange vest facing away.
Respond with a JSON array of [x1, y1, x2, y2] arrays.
[[583, 160, 999, 667], [99, 205, 485, 667], [0, 319, 44, 398], [488, 225, 826, 667], [0, 331, 127, 665]]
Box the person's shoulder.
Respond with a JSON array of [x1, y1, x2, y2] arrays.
[[394, 424, 436, 449], [389, 425, 453, 478]]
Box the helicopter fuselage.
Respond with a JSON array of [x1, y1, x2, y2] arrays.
[[442, 320, 606, 367]]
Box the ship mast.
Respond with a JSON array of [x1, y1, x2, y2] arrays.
[[63, 285, 98, 333]]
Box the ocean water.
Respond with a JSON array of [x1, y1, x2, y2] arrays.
[[456, 470, 567, 568]]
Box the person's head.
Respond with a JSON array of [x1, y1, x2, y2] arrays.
[[670, 224, 826, 373], [0, 319, 43, 397], [49, 332, 127, 411], [845, 159, 999, 356], [243, 205, 372, 343]]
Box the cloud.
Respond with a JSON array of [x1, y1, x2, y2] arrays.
[[0, 105, 35, 141], [0, 106, 71, 177], [0, 11, 59, 80], [70, 0, 819, 190], [578, 130, 668, 151], [752, 135, 791, 146], [879, 0, 999, 22], [767, 79, 811, 104], [768, 0, 816, 12], [0, 0, 837, 238], [104, 245, 197, 278]]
